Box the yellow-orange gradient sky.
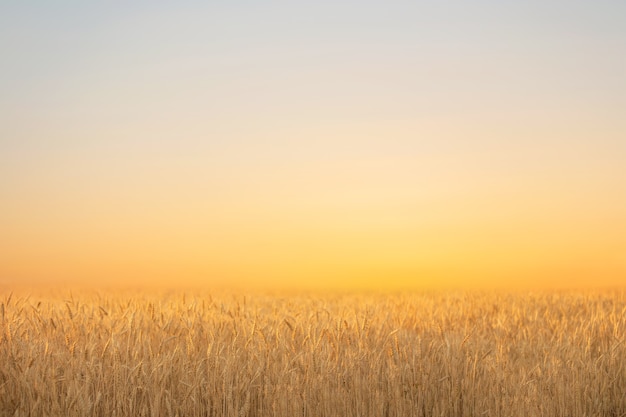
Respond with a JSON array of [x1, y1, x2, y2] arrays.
[[1, 2, 625, 290]]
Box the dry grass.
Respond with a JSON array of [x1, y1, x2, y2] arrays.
[[0, 289, 625, 417]]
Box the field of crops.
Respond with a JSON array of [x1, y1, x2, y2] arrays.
[[1, 289, 624, 417]]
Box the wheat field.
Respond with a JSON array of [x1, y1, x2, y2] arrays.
[[0, 289, 624, 417]]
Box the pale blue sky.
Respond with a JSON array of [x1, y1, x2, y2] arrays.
[[2, 1, 625, 130], [2, 1, 625, 186]]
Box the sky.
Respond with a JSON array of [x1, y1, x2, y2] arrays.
[[1, 1, 625, 290]]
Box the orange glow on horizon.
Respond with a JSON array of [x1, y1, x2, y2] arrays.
[[2, 176, 624, 290]]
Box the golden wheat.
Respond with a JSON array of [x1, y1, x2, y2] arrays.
[[0, 289, 624, 416]]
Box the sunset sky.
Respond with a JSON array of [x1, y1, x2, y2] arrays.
[[1, 1, 625, 290]]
